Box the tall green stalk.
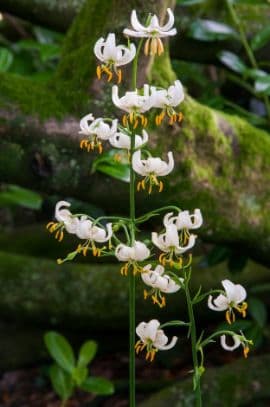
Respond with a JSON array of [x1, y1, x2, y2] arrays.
[[128, 42, 142, 407], [185, 269, 202, 407]]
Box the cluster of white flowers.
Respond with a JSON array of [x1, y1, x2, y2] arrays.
[[47, 7, 251, 364]]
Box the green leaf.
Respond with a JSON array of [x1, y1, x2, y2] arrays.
[[71, 366, 88, 386], [78, 340, 97, 368], [44, 332, 75, 373], [177, 0, 206, 5], [228, 252, 248, 273], [49, 364, 73, 401], [160, 320, 189, 329], [0, 47, 13, 72], [248, 297, 267, 328], [39, 44, 60, 62], [218, 51, 247, 74], [254, 75, 270, 94], [96, 163, 130, 182], [80, 377, 114, 395], [251, 26, 270, 51], [188, 20, 238, 42], [0, 184, 42, 210], [203, 245, 231, 267]]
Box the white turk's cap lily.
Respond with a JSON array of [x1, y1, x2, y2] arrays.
[[220, 334, 251, 358], [164, 209, 203, 230], [151, 80, 184, 125], [54, 201, 80, 234], [142, 264, 182, 308], [152, 224, 196, 255], [112, 84, 152, 121], [115, 241, 150, 262], [79, 114, 118, 153], [208, 279, 248, 324], [123, 9, 177, 56], [109, 129, 148, 150], [76, 217, 113, 243], [142, 264, 182, 293], [135, 319, 178, 361], [94, 33, 136, 83], [132, 150, 174, 194]]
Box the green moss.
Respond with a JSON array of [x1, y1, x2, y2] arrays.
[[148, 48, 176, 88], [0, 73, 67, 119]]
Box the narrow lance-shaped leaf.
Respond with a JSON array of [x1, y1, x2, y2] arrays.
[[49, 364, 74, 401], [251, 25, 270, 51], [218, 51, 247, 74], [78, 340, 97, 368], [80, 377, 114, 395]]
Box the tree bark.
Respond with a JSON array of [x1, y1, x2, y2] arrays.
[[0, 251, 268, 330]]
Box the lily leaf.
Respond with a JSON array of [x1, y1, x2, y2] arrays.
[[78, 340, 97, 368], [188, 20, 238, 42], [0, 184, 42, 210]]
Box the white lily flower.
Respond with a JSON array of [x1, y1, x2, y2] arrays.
[[208, 279, 248, 324], [109, 129, 148, 150], [94, 33, 136, 83], [79, 114, 118, 153], [142, 264, 182, 308], [124, 9, 177, 56], [220, 334, 251, 358], [164, 209, 203, 230], [76, 217, 113, 243], [151, 80, 184, 125], [135, 319, 178, 361], [132, 150, 174, 193], [46, 201, 80, 241], [112, 85, 152, 128], [115, 241, 150, 276], [152, 224, 196, 255]]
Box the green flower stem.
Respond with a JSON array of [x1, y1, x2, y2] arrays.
[[225, 0, 270, 121], [199, 329, 239, 349], [128, 39, 144, 407], [185, 269, 202, 407]]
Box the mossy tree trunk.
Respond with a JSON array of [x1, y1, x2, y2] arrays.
[[1, 0, 270, 267]]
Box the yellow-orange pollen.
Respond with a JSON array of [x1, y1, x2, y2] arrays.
[[96, 65, 122, 84], [155, 111, 183, 126], [225, 302, 248, 325], [122, 112, 148, 129], [120, 261, 143, 276], [80, 138, 103, 154], [144, 289, 166, 308], [135, 340, 157, 362], [144, 37, 164, 56], [46, 221, 64, 242], [137, 176, 164, 195]]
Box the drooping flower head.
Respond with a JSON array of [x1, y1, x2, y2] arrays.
[[132, 150, 174, 193], [109, 129, 148, 150], [142, 264, 182, 308], [94, 33, 136, 83], [115, 240, 150, 276], [79, 114, 118, 153], [46, 201, 80, 242], [164, 209, 203, 246], [124, 8, 177, 56], [135, 319, 178, 361], [208, 279, 248, 324], [152, 223, 196, 267], [112, 84, 152, 128], [220, 333, 252, 358], [151, 80, 184, 125]]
